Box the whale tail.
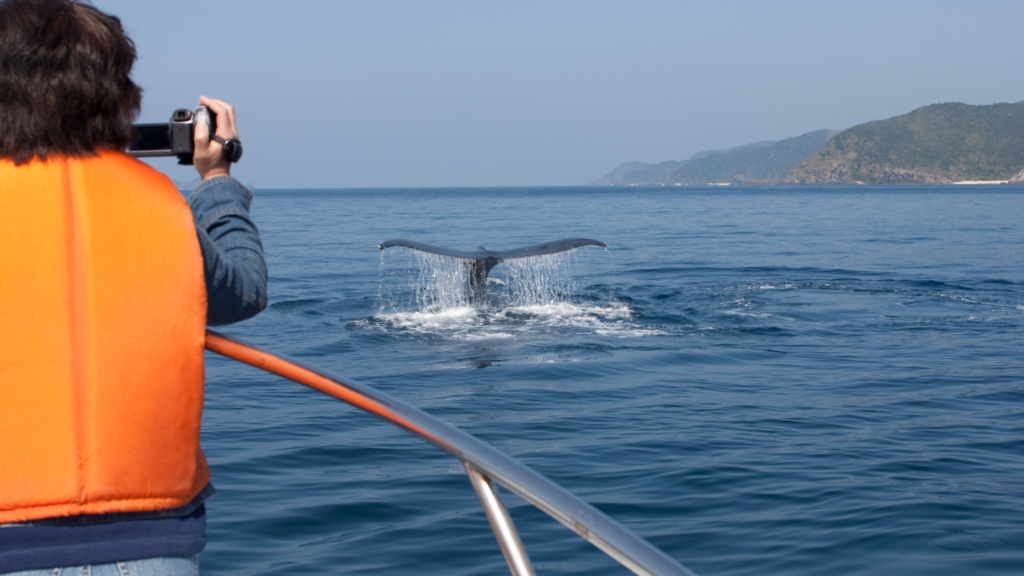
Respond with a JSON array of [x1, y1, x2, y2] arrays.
[[378, 238, 607, 301]]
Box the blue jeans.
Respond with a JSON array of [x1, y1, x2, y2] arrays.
[[2, 555, 197, 576]]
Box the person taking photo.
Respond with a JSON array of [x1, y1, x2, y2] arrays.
[[0, 0, 268, 573]]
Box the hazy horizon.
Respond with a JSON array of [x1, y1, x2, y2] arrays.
[[94, 0, 1024, 188]]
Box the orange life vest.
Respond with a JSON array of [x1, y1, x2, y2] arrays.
[[0, 150, 209, 524]]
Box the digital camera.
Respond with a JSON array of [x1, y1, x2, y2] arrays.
[[127, 107, 216, 165]]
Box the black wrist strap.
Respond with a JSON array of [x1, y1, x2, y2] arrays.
[[211, 136, 243, 163]]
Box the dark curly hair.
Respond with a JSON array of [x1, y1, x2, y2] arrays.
[[0, 0, 141, 164]]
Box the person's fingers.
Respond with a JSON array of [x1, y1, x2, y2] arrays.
[[196, 107, 222, 163], [199, 95, 238, 140], [198, 96, 233, 141], [194, 105, 211, 148], [192, 96, 240, 180]]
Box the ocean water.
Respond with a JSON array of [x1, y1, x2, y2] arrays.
[[198, 186, 1024, 575]]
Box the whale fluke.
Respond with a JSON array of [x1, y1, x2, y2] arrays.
[[378, 238, 606, 301]]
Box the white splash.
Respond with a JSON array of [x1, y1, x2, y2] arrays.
[[374, 249, 652, 339]]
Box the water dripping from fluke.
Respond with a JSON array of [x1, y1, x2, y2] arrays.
[[369, 238, 646, 340], [378, 238, 606, 303]]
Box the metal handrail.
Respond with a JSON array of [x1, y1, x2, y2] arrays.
[[205, 330, 697, 576]]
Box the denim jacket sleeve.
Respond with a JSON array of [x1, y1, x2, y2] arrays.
[[188, 177, 268, 326]]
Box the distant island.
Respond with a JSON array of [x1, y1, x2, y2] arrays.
[[173, 177, 204, 192], [171, 177, 257, 192], [589, 129, 839, 186], [590, 101, 1024, 186]]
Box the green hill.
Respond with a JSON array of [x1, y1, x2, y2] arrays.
[[787, 102, 1024, 184], [589, 129, 837, 186]]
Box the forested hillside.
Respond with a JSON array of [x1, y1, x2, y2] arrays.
[[787, 102, 1024, 184]]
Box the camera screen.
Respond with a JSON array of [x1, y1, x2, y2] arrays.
[[128, 123, 172, 156]]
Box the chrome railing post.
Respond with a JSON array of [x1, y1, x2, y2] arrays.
[[465, 463, 536, 576]]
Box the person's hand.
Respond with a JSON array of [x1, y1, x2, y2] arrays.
[[193, 95, 239, 181]]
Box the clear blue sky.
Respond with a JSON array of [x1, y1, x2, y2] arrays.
[[94, 0, 1024, 188]]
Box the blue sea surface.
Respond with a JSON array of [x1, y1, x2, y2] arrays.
[[199, 186, 1024, 575]]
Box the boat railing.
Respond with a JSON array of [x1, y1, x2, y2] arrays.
[[206, 330, 697, 576]]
